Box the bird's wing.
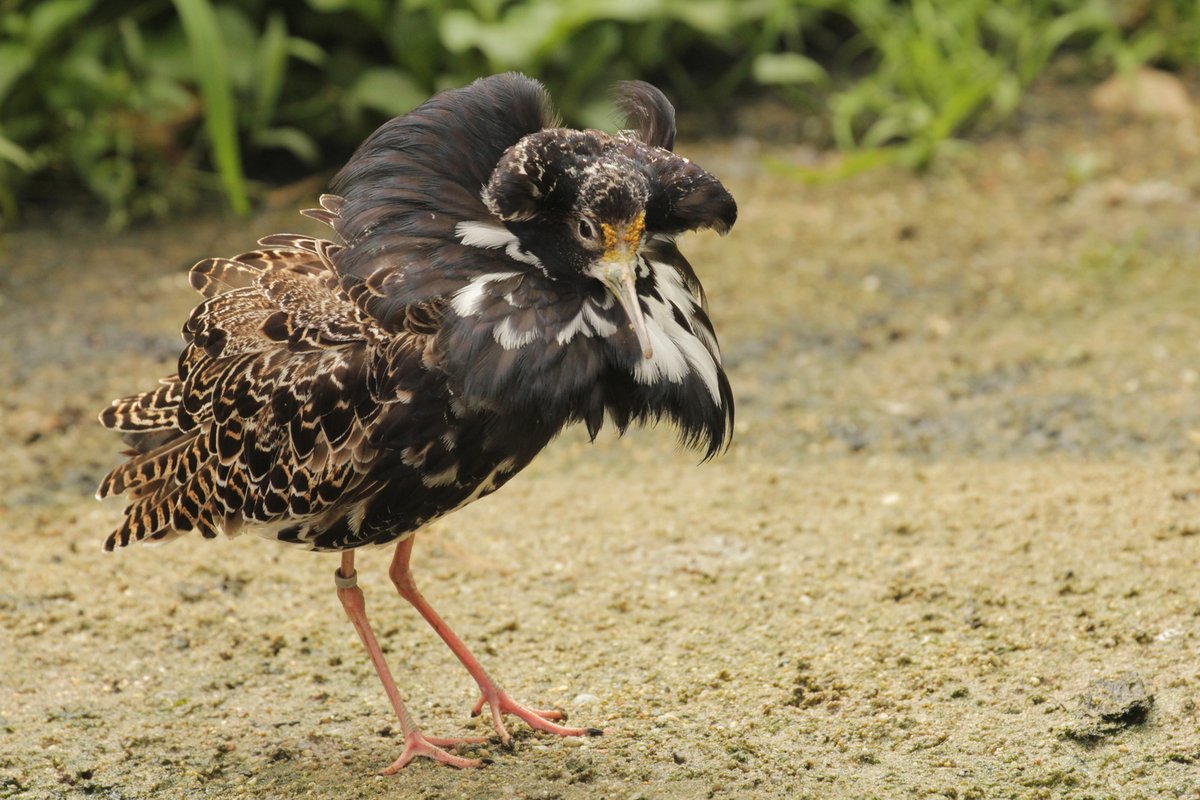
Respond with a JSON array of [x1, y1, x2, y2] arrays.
[[326, 73, 559, 330], [311, 73, 616, 419], [97, 223, 433, 550]]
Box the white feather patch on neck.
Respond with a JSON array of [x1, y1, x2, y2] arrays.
[[450, 271, 520, 317], [631, 263, 723, 405], [455, 220, 517, 249], [494, 316, 540, 350], [456, 220, 545, 270]]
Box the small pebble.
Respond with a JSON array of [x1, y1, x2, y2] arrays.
[[573, 693, 599, 707]]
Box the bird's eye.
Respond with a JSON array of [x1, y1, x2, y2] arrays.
[[577, 219, 595, 240]]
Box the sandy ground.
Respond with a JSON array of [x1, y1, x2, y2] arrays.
[[2, 86, 1200, 799]]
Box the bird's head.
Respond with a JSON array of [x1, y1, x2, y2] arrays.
[[481, 126, 736, 360]]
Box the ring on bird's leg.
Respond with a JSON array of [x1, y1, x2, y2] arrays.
[[334, 568, 358, 590]]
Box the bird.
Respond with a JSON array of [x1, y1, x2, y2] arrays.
[[96, 72, 736, 772]]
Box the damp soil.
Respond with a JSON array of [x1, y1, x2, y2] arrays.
[[3, 84, 1200, 799]]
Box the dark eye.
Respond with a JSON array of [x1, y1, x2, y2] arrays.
[[578, 219, 595, 240]]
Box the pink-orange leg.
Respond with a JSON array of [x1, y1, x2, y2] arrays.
[[389, 536, 602, 744], [335, 552, 488, 772]]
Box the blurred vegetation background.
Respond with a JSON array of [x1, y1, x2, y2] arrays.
[[0, 0, 1196, 227]]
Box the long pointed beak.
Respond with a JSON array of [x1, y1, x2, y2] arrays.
[[605, 260, 654, 359], [592, 213, 653, 359]]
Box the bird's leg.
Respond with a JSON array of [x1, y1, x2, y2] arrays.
[[334, 551, 487, 772], [389, 536, 600, 744]]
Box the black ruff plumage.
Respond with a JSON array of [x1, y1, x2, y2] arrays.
[[98, 73, 736, 772]]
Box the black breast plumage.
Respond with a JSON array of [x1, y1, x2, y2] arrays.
[[97, 72, 736, 553]]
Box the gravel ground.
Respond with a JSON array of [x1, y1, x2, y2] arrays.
[[2, 85, 1200, 799]]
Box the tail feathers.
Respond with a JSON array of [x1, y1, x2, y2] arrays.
[[182, 289, 275, 361], [99, 379, 183, 432], [182, 245, 329, 360], [99, 195, 396, 552], [97, 434, 192, 499], [189, 258, 261, 298], [257, 233, 343, 265], [104, 452, 223, 550], [298, 194, 345, 227]]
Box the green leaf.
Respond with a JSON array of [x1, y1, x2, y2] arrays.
[[142, 74, 198, 122], [0, 133, 35, 172], [661, 0, 738, 36], [117, 17, 146, 70], [252, 126, 320, 164], [140, 26, 194, 82], [27, 0, 96, 52], [172, 0, 250, 215], [346, 67, 425, 118], [85, 155, 136, 208], [440, 5, 562, 68], [212, 4, 261, 91], [286, 37, 327, 67], [752, 52, 827, 86], [305, 0, 388, 24], [253, 13, 289, 131], [463, 0, 506, 19], [0, 43, 34, 107]]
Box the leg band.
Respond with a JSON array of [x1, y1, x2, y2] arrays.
[[334, 568, 358, 590]]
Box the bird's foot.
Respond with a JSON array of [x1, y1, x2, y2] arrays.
[[470, 689, 602, 743], [381, 729, 489, 773]]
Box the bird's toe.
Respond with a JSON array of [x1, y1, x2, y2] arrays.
[[380, 730, 487, 772]]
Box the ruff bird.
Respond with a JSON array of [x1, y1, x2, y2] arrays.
[[97, 73, 736, 771]]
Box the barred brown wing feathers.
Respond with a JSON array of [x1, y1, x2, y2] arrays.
[[103, 431, 217, 549], [96, 433, 190, 500], [182, 287, 274, 364], [99, 217, 427, 551], [98, 378, 183, 433], [189, 258, 261, 298], [257, 274, 365, 349]]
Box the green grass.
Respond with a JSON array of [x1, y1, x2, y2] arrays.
[[173, 0, 250, 215], [0, 0, 1195, 226]]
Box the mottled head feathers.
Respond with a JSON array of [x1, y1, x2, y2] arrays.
[[482, 114, 736, 241]]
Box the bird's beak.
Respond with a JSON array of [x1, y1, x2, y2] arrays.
[[601, 259, 654, 359], [596, 215, 653, 359]]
